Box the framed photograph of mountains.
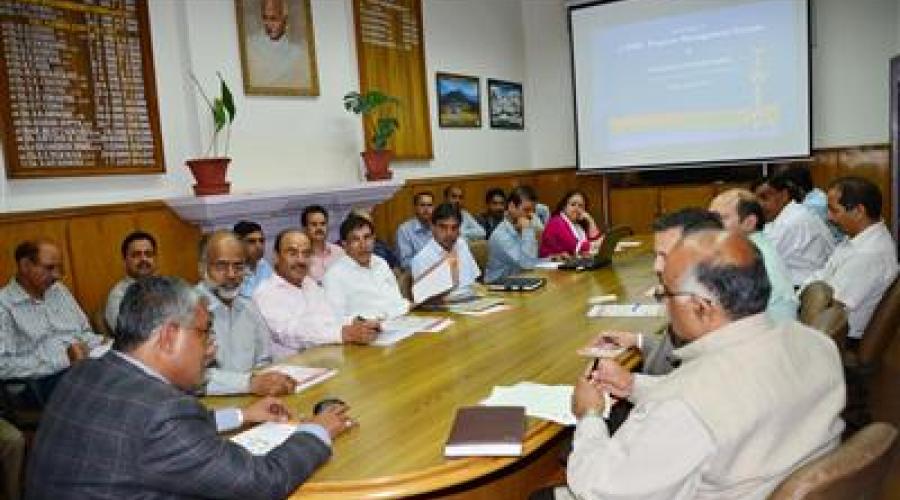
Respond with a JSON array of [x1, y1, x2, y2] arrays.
[[436, 72, 481, 128], [488, 79, 524, 130]]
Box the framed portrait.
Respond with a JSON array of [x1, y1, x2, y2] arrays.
[[235, 0, 319, 96], [488, 79, 524, 130], [436, 72, 481, 128]]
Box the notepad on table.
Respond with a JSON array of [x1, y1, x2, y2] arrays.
[[587, 303, 666, 318], [373, 316, 452, 346], [231, 422, 297, 456], [261, 365, 336, 393], [444, 406, 525, 458]]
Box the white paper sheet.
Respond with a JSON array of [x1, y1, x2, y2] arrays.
[[480, 382, 612, 426], [534, 261, 562, 270], [412, 260, 454, 304], [89, 342, 111, 358], [615, 240, 642, 252], [262, 365, 336, 393], [231, 422, 297, 455], [587, 303, 666, 318], [372, 316, 451, 346]]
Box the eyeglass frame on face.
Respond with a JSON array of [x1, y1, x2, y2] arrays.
[[652, 283, 715, 305], [210, 260, 246, 274], [186, 319, 216, 346]]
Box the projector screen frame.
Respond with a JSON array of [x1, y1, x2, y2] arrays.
[[567, 0, 813, 174]]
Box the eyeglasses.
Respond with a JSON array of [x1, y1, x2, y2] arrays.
[[211, 261, 245, 273], [652, 284, 714, 304], [190, 320, 215, 345]]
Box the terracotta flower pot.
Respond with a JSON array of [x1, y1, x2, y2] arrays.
[[186, 157, 231, 196], [361, 150, 393, 181]]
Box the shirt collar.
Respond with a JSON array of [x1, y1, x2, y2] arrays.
[[112, 350, 171, 386], [271, 271, 316, 290], [6, 277, 58, 305], [414, 219, 431, 233], [672, 313, 773, 363], [848, 220, 886, 248], [196, 281, 247, 313]]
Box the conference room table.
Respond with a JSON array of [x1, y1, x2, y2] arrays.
[[203, 237, 667, 499]]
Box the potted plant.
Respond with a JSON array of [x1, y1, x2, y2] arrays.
[[186, 72, 236, 196], [343, 90, 399, 181]]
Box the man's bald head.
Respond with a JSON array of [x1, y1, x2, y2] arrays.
[[261, 0, 288, 41], [663, 230, 771, 341], [709, 189, 766, 234]]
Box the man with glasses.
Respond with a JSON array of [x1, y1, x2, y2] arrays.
[[559, 231, 845, 499], [106, 230, 158, 331], [197, 230, 295, 396], [0, 240, 102, 404], [26, 276, 355, 498], [323, 214, 409, 321]]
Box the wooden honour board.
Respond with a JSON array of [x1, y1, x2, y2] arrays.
[[0, 0, 164, 178], [352, 0, 432, 161]]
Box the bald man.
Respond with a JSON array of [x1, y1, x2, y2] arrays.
[[561, 231, 845, 500], [196, 231, 295, 396], [246, 0, 311, 89], [0, 240, 101, 404], [709, 188, 798, 321], [253, 230, 380, 359]]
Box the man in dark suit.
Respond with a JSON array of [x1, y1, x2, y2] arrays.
[[26, 276, 353, 499]]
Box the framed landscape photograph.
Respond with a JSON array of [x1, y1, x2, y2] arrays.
[[236, 0, 319, 96], [488, 79, 524, 129], [436, 72, 481, 128]]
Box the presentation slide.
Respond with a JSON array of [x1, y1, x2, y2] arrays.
[[570, 0, 810, 171]]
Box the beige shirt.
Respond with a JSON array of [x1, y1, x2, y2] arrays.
[[569, 314, 845, 500]]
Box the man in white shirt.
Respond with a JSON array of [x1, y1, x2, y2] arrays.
[[323, 214, 409, 321], [233, 220, 274, 298], [444, 185, 486, 240], [803, 177, 898, 341], [560, 230, 845, 500], [196, 230, 296, 396], [755, 174, 834, 286], [302, 205, 345, 284], [253, 230, 380, 359], [105, 231, 158, 331], [411, 203, 481, 302]]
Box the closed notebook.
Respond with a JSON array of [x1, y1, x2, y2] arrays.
[[444, 406, 525, 457]]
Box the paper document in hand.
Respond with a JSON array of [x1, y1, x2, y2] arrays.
[[412, 259, 454, 304], [373, 316, 451, 346], [231, 422, 297, 456], [587, 303, 666, 318], [262, 365, 336, 393], [481, 382, 612, 425]]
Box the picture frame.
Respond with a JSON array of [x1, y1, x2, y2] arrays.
[[235, 0, 319, 96], [488, 79, 524, 130], [436, 72, 481, 128]]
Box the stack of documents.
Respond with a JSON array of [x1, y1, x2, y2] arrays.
[[587, 303, 666, 318], [261, 365, 336, 393], [373, 316, 453, 346]]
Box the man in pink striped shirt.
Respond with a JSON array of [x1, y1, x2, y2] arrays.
[[252, 229, 380, 359]]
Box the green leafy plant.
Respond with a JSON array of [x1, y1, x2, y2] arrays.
[[190, 72, 236, 157], [343, 90, 400, 151]]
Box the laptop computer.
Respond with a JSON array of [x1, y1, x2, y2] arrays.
[[557, 226, 632, 271], [487, 276, 547, 292]]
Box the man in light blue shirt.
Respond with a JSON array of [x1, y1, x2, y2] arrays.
[[485, 186, 543, 283], [234, 220, 274, 298], [396, 191, 435, 269], [444, 185, 486, 241], [710, 189, 799, 322]]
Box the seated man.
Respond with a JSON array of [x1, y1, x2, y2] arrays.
[[253, 230, 380, 358], [755, 172, 834, 286], [803, 176, 899, 341], [485, 186, 542, 283], [411, 203, 481, 302], [561, 230, 845, 499], [709, 189, 799, 321], [444, 185, 486, 240], [396, 191, 435, 269], [106, 230, 158, 330], [197, 231, 296, 396], [26, 276, 353, 498], [0, 240, 102, 404], [233, 220, 274, 298], [349, 208, 400, 269], [475, 187, 506, 238], [302, 205, 345, 284], [324, 215, 410, 321], [779, 164, 844, 240]]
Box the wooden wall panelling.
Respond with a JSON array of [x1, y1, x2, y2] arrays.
[[134, 207, 202, 284], [658, 185, 717, 215], [608, 187, 658, 234]]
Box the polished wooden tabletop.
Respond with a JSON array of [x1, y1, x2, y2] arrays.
[[204, 239, 665, 499]]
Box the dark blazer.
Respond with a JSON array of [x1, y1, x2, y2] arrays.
[[25, 352, 330, 499]]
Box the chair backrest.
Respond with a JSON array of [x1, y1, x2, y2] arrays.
[[468, 239, 489, 274], [799, 281, 835, 327], [859, 276, 900, 367], [767, 422, 898, 500], [811, 305, 848, 343], [393, 268, 413, 302]]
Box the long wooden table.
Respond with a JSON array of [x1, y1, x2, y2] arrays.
[[204, 240, 664, 499]]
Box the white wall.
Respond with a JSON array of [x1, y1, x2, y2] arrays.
[[0, 0, 897, 212]]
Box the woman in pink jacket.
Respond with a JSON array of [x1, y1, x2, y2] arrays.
[[539, 190, 602, 258]]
